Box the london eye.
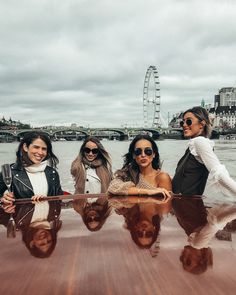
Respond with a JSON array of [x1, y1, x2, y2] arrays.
[[143, 65, 161, 128]]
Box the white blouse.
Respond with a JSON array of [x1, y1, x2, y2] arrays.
[[188, 136, 236, 198], [188, 203, 236, 249]]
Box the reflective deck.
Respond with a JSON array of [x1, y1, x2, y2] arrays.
[[1, 196, 236, 295]]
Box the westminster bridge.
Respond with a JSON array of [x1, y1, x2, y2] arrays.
[[0, 126, 183, 142]]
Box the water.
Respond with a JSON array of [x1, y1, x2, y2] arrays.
[[1, 139, 235, 202]]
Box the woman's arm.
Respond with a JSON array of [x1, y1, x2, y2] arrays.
[[194, 137, 236, 196], [108, 178, 135, 196]]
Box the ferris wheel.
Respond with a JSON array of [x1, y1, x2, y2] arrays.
[[143, 65, 161, 128]]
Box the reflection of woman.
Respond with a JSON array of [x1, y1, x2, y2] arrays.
[[175, 197, 236, 274], [172, 106, 236, 197], [173, 197, 213, 274], [21, 210, 61, 258], [111, 196, 171, 249], [108, 134, 172, 248], [0, 201, 61, 258], [71, 136, 113, 231]]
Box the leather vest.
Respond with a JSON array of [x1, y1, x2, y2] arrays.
[[172, 148, 209, 195]]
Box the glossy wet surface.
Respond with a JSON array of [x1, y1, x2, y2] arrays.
[[1, 195, 236, 295]]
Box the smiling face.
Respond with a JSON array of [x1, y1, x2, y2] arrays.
[[181, 112, 205, 139], [30, 229, 53, 253], [83, 141, 99, 162], [133, 139, 154, 169], [23, 138, 48, 164]]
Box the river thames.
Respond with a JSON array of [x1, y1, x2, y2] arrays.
[[1, 139, 236, 295]]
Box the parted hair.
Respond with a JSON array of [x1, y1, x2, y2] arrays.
[[16, 131, 59, 168], [183, 106, 212, 138], [115, 134, 160, 184], [79, 136, 112, 169]]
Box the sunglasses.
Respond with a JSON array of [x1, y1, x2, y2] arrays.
[[86, 216, 100, 223], [134, 147, 153, 156], [180, 119, 192, 127], [83, 147, 99, 155], [136, 230, 154, 238]]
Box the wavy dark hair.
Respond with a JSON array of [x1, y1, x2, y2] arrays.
[[16, 131, 59, 168], [79, 136, 112, 170], [183, 106, 212, 138], [116, 205, 161, 249], [115, 134, 160, 184]]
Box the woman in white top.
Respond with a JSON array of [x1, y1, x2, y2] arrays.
[[172, 106, 236, 273], [71, 136, 113, 231], [172, 106, 236, 198]]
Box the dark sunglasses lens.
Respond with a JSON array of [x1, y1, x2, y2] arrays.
[[146, 231, 154, 238], [134, 148, 142, 156], [87, 216, 100, 223], [84, 148, 99, 154], [134, 148, 153, 156], [136, 231, 143, 238], [136, 231, 153, 238], [144, 148, 153, 156], [180, 119, 192, 127], [186, 119, 192, 126]]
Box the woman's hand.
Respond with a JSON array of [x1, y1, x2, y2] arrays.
[[31, 195, 46, 204], [147, 188, 172, 203], [0, 192, 16, 213]]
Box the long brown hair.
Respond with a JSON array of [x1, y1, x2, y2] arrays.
[[71, 136, 113, 193]]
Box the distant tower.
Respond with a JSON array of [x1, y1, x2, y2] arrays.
[[201, 99, 205, 107]]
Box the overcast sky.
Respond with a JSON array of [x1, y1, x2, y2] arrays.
[[0, 0, 236, 128]]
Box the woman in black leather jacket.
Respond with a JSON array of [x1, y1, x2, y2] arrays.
[[0, 131, 63, 216]]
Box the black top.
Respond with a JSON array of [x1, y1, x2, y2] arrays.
[[172, 148, 209, 195]]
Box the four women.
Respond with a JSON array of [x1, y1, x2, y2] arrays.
[[1, 111, 236, 264]]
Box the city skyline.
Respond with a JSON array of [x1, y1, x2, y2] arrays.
[[1, 0, 236, 127]]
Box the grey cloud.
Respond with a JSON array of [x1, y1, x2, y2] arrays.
[[1, 0, 236, 127]]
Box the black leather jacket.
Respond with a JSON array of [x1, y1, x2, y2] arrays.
[[0, 163, 63, 229], [0, 201, 61, 229], [0, 163, 63, 199]]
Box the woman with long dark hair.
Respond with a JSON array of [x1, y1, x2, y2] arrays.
[[108, 134, 172, 248], [108, 134, 171, 198]]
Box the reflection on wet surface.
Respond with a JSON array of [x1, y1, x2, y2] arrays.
[[1, 194, 236, 294]]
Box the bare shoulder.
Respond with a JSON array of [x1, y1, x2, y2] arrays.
[[156, 170, 171, 181], [156, 170, 172, 190]]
